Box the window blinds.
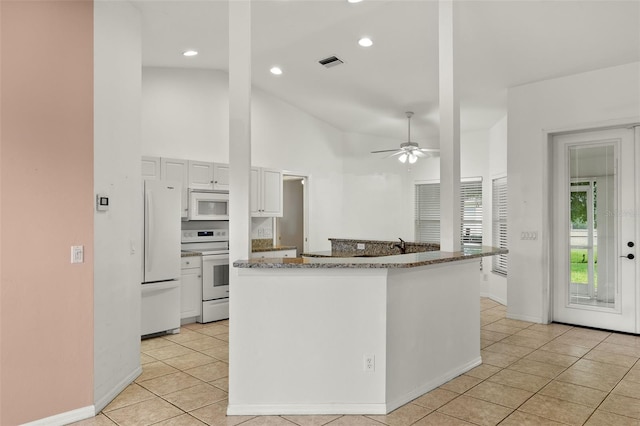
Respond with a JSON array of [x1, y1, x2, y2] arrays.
[[460, 180, 483, 247], [414, 183, 440, 243], [492, 177, 508, 275], [414, 179, 483, 247]]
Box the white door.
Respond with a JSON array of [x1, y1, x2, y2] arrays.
[[143, 180, 181, 283], [552, 127, 637, 333], [188, 160, 214, 190], [161, 158, 189, 217]]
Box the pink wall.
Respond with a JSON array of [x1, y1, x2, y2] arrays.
[[0, 0, 94, 423]]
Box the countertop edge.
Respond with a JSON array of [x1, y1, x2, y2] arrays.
[[233, 247, 507, 269]]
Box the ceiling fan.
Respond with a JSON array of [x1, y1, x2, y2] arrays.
[[371, 112, 440, 164]]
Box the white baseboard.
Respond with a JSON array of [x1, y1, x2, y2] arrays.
[[507, 312, 542, 323], [94, 366, 142, 414], [385, 356, 483, 413], [489, 295, 507, 306], [21, 405, 95, 426], [227, 403, 387, 416]]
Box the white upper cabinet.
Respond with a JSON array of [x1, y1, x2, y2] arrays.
[[188, 160, 215, 190], [141, 156, 160, 180], [161, 158, 189, 218], [212, 163, 230, 191], [251, 167, 283, 217]]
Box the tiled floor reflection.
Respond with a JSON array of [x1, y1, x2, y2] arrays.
[[73, 299, 640, 425]]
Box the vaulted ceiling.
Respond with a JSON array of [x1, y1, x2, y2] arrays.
[[133, 0, 640, 147]]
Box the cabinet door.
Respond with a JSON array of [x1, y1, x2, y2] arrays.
[[161, 158, 189, 218], [213, 163, 230, 191], [250, 167, 260, 216], [261, 168, 283, 217], [180, 270, 202, 319], [188, 161, 214, 190], [142, 156, 161, 180]]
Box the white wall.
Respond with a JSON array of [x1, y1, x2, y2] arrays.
[[94, 1, 143, 412], [486, 116, 508, 304], [340, 130, 490, 244], [142, 67, 344, 252], [142, 68, 229, 161], [507, 62, 640, 323]]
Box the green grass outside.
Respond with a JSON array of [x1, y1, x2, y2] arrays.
[[571, 248, 598, 285]]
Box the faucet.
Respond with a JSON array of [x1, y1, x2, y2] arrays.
[[394, 237, 406, 254]]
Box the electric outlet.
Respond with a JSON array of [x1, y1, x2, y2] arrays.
[[71, 245, 84, 264], [357, 243, 365, 250], [364, 354, 375, 372]]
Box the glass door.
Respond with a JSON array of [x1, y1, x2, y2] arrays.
[[552, 128, 637, 333]]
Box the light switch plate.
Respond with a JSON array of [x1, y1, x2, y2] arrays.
[[71, 245, 84, 264]]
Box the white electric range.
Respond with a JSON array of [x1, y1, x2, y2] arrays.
[[181, 229, 229, 323]]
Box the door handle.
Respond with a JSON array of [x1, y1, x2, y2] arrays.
[[620, 253, 635, 260]]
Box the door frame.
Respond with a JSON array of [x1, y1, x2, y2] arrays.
[[280, 170, 310, 254], [545, 119, 640, 333]]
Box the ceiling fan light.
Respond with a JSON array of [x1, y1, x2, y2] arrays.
[[409, 153, 418, 164], [398, 153, 408, 163]]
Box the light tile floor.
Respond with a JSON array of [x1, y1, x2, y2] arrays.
[[73, 299, 640, 426]]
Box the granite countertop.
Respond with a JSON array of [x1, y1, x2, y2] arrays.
[[251, 245, 297, 253], [181, 251, 203, 258], [234, 246, 507, 269]]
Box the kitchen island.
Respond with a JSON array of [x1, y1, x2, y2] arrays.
[[228, 244, 506, 416]]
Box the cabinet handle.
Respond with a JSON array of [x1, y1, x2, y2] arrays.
[[197, 275, 201, 278], [214, 181, 218, 184]]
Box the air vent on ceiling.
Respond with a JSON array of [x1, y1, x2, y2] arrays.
[[319, 56, 344, 68]]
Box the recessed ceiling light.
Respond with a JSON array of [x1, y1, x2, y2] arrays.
[[270, 66, 283, 75], [183, 50, 198, 57], [358, 37, 373, 47], [347, 0, 363, 3]]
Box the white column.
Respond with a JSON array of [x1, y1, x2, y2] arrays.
[[228, 0, 252, 410], [229, 0, 252, 260], [438, 0, 461, 252]]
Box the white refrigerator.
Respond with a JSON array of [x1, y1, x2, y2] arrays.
[[141, 180, 181, 336]]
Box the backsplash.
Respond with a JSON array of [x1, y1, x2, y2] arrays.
[[329, 238, 440, 256], [251, 238, 274, 251]]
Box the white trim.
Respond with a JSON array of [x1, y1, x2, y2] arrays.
[[21, 406, 95, 426], [385, 356, 482, 413], [94, 365, 142, 414], [227, 403, 388, 416], [489, 294, 507, 306], [507, 312, 542, 324]]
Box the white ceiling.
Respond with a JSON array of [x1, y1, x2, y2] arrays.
[[133, 0, 640, 147]]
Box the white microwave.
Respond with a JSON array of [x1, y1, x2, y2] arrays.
[[188, 190, 229, 220]]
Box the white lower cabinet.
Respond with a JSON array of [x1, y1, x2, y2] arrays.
[[181, 256, 202, 320], [251, 249, 297, 259]]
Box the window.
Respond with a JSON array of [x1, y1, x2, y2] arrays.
[[414, 183, 440, 243], [492, 177, 508, 275], [460, 180, 483, 247], [414, 179, 482, 247]]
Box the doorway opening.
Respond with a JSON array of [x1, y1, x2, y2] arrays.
[[277, 173, 309, 256]]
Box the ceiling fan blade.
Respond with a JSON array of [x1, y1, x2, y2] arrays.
[[371, 149, 402, 154], [417, 148, 440, 153], [386, 151, 406, 158], [414, 151, 429, 158]]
